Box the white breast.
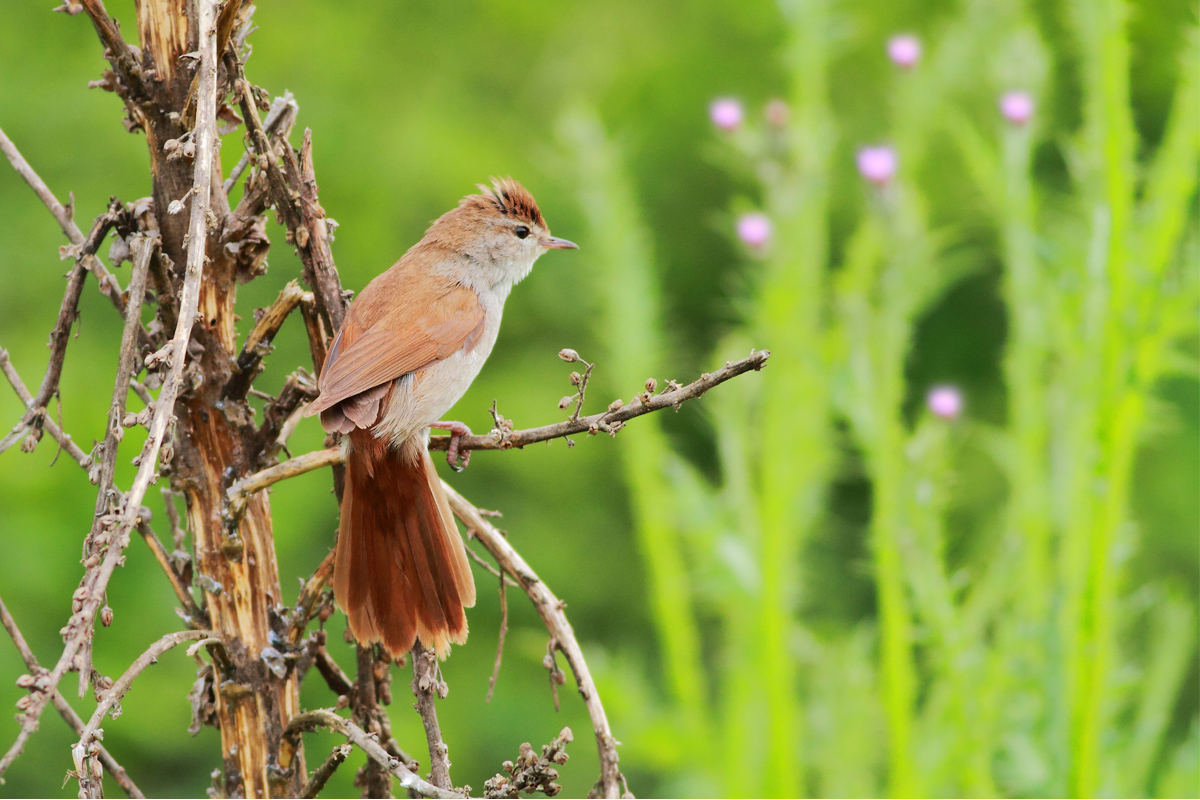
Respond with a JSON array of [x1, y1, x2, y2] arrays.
[[375, 288, 506, 447]]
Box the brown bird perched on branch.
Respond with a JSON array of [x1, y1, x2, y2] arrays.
[[306, 178, 577, 658]]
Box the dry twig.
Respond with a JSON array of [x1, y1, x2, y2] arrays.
[[428, 350, 770, 453], [74, 628, 216, 791], [0, 348, 92, 469], [412, 642, 453, 791], [281, 709, 462, 799], [301, 743, 353, 799], [0, 125, 127, 315], [0, 2, 219, 778], [445, 485, 625, 798], [0, 597, 144, 799]]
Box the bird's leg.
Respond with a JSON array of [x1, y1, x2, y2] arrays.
[[431, 420, 473, 472]]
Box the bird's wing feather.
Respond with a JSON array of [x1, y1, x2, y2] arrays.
[[307, 274, 484, 416]]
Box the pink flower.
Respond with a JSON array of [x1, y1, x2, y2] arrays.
[[887, 35, 921, 69], [856, 146, 897, 186], [999, 91, 1034, 126], [737, 213, 772, 248], [927, 385, 964, 420], [709, 98, 744, 132]]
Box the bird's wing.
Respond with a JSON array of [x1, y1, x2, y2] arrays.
[[306, 276, 485, 416]]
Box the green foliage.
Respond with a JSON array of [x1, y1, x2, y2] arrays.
[[0, 0, 1195, 797]]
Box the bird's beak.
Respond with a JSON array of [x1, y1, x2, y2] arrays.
[[542, 236, 579, 250]]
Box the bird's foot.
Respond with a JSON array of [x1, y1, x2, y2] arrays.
[[432, 420, 473, 472]]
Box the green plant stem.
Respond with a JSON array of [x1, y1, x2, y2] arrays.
[[871, 316, 918, 798], [559, 109, 711, 749], [1066, 1, 1136, 793]]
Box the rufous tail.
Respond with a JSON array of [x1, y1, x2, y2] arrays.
[[335, 431, 476, 659]]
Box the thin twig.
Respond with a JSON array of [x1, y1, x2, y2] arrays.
[[224, 92, 297, 194], [0, 8, 220, 779], [229, 51, 345, 336], [428, 350, 770, 453], [412, 642, 453, 791], [71, 234, 153, 699], [75, 629, 216, 778], [443, 484, 625, 799], [0, 597, 144, 799], [486, 568, 509, 703], [0, 349, 92, 469], [226, 446, 342, 524], [135, 519, 207, 628], [225, 279, 311, 399], [280, 709, 462, 799], [311, 644, 354, 697], [78, 0, 150, 105], [287, 550, 334, 645], [88, 232, 153, 515], [0, 124, 127, 313], [0, 125, 84, 241], [0, 258, 87, 454], [353, 644, 392, 798], [300, 743, 352, 799]]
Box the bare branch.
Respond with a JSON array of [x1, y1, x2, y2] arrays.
[[78, 0, 150, 105], [88, 233, 153, 511], [226, 446, 342, 524], [0, 4, 220, 777], [287, 550, 334, 646], [135, 519, 207, 628], [225, 350, 771, 511], [255, 371, 319, 465], [353, 644, 393, 798], [428, 349, 771, 453], [0, 348, 92, 469], [224, 92, 298, 194], [310, 642, 353, 697], [0, 124, 127, 313], [74, 628, 216, 794], [301, 742, 353, 799], [412, 642, 453, 791], [0, 125, 81, 239], [226, 279, 311, 399], [0, 596, 144, 799], [280, 709, 462, 799], [228, 54, 346, 336], [443, 484, 625, 799]]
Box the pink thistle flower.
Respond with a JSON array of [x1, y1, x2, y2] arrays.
[[856, 146, 897, 187], [999, 91, 1034, 126], [709, 98, 744, 132], [927, 385, 964, 420], [737, 213, 772, 249], [887, 35, 921, 69]]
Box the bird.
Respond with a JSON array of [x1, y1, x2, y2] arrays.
[[306, 177, 577, 659]]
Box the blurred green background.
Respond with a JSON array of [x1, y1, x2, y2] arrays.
[[1, 0, 1197, 797]]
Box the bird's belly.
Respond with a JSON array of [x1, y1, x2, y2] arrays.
[[374, 330, 498, 447]]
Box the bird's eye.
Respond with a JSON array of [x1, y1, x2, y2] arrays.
[[514, 225, 530, 239]]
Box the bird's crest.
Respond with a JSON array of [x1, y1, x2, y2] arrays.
[[463, 177, 545, 228]]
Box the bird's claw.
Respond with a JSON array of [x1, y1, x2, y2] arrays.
[[432, 420, 472, 472]]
